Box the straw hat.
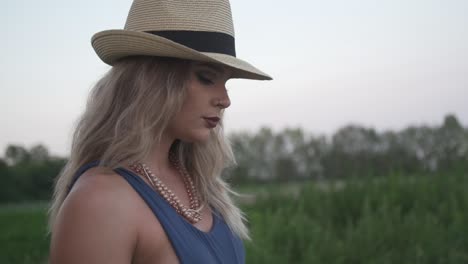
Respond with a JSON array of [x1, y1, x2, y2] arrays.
[[91, 0, 272, 80]]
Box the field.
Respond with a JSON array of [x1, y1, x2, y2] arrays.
[[1, 172, 467, 263], [0, 202, 49, 264]]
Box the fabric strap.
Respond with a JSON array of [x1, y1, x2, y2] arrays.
[[146, 30, 236, 57]]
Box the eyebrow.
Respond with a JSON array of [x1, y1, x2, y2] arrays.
[[195, 62, 225, 75]]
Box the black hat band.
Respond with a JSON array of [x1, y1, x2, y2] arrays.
[[146, 30, 236, 57]]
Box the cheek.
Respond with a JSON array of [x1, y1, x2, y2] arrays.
[[177, 102, 197, 122], [171, 104, 201, 131], [185, 79, 212, 107], [179, 90, 207, 118], [169, 110, 212, 143]]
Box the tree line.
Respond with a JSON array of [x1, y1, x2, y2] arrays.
[[1, 114, 467, 203], [0, 145, 66, 203], [228, 114, 467, 182]]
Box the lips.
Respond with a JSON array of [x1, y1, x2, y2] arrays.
[[203, 117, 220, 128]]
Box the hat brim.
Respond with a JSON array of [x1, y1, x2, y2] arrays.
[[91, 30, 272, 80]]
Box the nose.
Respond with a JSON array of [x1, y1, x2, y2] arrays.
[[213, 88, 231, 109]]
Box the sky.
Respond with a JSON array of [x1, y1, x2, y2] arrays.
[[2, 0, 468, 156]]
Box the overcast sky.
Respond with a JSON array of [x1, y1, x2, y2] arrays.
[[2, 0, 467, 156]]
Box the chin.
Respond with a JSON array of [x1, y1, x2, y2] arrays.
[[179, 130, 212, 144]]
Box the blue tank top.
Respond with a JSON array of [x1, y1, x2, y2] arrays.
[[68, 161, 245, 264]]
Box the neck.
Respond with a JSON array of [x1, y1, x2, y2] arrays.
[[144, 132, 175, 175]]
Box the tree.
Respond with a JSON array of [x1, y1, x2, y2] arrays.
[[5, 145, 30, 166], [30, 144, 50, 162], [435, 114, 467, 170], [0, 158, 18, 202]]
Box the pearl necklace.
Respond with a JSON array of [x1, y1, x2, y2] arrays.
[[129, 156, 202, 224]]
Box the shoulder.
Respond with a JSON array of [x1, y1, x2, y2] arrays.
[[63, 166, 139, 219], [49, 166, 165, 263]]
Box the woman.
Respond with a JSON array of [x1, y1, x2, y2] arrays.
[[48, 0, 271, 263]]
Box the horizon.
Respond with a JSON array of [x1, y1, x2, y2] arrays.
[[1, 112, 464, 158]]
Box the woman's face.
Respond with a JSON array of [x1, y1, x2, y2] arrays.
[[167, 62, 232, 143]]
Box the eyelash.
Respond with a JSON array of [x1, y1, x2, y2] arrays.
[[196, 73, 214, 85]]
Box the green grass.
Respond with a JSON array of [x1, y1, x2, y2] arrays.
[[1, 173, 468, 263], [243, 173, 468, 263], [0, 202, 49, 264]]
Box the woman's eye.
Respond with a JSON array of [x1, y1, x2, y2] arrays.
[[196, 73, 214, 85]]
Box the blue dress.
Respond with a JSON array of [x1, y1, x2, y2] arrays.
[[68, 161, 245, 264]]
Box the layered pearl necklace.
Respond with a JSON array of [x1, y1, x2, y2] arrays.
[[129, 155, 202, 223]]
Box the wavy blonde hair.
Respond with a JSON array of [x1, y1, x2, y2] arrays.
[[47, 56, 249, 240]]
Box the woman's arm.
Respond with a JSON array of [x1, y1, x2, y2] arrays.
[[49, 171, 139, 264]]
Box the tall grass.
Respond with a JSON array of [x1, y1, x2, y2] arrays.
[[0, 203, 49, 264], [243, 172, 468, 263], [1, 172, 467, 263]]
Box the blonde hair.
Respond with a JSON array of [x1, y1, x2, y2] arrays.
[[47, 56, 249, 239]]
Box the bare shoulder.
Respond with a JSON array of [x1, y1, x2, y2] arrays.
[[49, 166, 166, 264]]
